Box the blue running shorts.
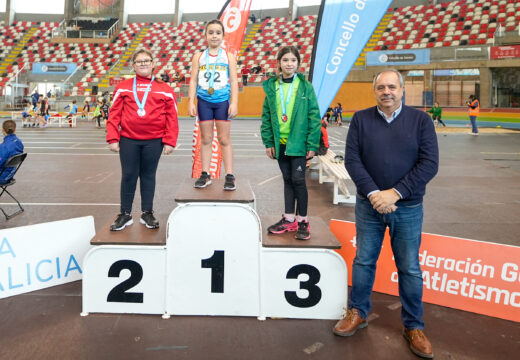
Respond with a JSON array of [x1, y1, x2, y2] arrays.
[[197, 97, 230, 121]]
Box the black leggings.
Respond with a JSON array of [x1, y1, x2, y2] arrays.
[[277, 144, 308, 217], [119, 136, 163, 213], [432, 115, 446, 126]]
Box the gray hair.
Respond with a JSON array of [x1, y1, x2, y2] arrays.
[[373, 69, 404, 88]]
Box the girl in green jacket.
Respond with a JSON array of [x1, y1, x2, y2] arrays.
[[260, 46, 321, 240], [427, 101, 446, 127], [93, 100, 102, 128]]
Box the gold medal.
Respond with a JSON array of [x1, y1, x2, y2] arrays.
[[208, 87, 215, 95]]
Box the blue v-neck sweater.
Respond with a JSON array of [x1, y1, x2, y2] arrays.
[[345, 105, 439, 206]]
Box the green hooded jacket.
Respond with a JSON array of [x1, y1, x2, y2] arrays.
[[260, 73, 321, 158], [426, 105, 442, 118]]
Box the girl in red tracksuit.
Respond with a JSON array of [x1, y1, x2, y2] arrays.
[[106, 48, 179, 231]]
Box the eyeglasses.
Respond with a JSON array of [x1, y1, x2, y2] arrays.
[[134, 59, 152, 66]]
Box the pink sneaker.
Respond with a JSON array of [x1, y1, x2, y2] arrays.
[[267, 216, 297, 234]]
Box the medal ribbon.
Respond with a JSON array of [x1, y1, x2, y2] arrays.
[[133, 75, 155, 114], [205, 48, 222, 90], [279, 75, 296, 121]]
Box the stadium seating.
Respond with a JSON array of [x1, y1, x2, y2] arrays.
[[237, 16, 316, 82], [374, 0, 520, 50], [137, 16, 316, 86], [135, 21, 205, 94], [0, 21, 34, 86], [0, 0, 517, 98], [12, 22, 143, 96]]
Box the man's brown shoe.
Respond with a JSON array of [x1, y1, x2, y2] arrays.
[[403, 329, 434, 359], [333, 308, 367, 337]]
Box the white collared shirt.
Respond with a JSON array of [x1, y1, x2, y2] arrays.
[[377, 103, 402, 123]]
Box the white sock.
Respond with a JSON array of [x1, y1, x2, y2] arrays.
[[297, 215, 308, 223], [284, 213, 296, 222]]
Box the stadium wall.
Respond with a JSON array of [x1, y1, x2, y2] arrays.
[[8, 6, 319, 24], [127, 14, 176, 23], [295, 6, 320, 17], [389, 0, 459, 8], [13, 13, 63, 22], [176, 83, 376, 117]]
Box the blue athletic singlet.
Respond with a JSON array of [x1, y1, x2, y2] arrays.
[[197, 48, 230, 103]]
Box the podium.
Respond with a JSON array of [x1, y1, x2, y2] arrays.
[[82, 180, 347, 319]]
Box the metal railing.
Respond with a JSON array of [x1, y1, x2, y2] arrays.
[[52, 19, 119, 39], [3, 64, 28, 109]]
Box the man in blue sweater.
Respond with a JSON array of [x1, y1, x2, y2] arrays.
[[0, 120, 24, 183], [333, 70, 438, 359]]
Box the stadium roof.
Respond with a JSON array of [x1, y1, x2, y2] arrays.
[[0, 0, 321, 15]]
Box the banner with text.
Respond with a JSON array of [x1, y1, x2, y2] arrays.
[[0, 216, 95, 299], [310, 0, 392, 117], [219, 0, 252, 58], [330, 220, 520, 322], [32, 62, 77, 75], [366, 49, 430, 66], [191, 119, 223, 179], [490, 45, 520, 60]]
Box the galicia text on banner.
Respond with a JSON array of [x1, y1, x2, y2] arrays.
[[0, 216, 95, 298]]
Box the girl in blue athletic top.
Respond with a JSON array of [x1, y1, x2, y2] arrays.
[[188, 19, 239, 191]]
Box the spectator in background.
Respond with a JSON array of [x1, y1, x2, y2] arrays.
[[324, 107, 333, 124], [21, 103, 31, 128], [252, 64, 262, 74], [0, 120, 24, 183], [161, 72, 171, 83], [31, 89, 40, 109], [466, 94, 479, 135], [172, 70, 185, 84], [65, 100, 78, 127], [250, 14, 257, 23], [334, 103, 343, 126], [172, 70, 180, 82], [65, 100, 78, 118], [241, 65, 251, 86], [101, 98, 110, 130], [93, 100, 102, 128], [81, 99, 90, 119], [39, 97, 49, 127], [318, 118, 329, 156], [30, 101, 39, 127], [426, 101, 446, 127]]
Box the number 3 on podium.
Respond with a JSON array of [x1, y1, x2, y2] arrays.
[[261, 248, 347, 320]]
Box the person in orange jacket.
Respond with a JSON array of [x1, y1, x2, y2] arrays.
[[466, 94, 479, 135]]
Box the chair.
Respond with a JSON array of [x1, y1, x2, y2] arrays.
[[0, 152, 27, 219]]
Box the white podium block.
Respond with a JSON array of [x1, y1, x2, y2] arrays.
[[82, 246, 167, 315], [260, 248, 347, 319], [166, 203, 261, 317]]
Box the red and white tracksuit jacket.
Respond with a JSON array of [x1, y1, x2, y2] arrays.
[[106, 75, 179, 147]]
